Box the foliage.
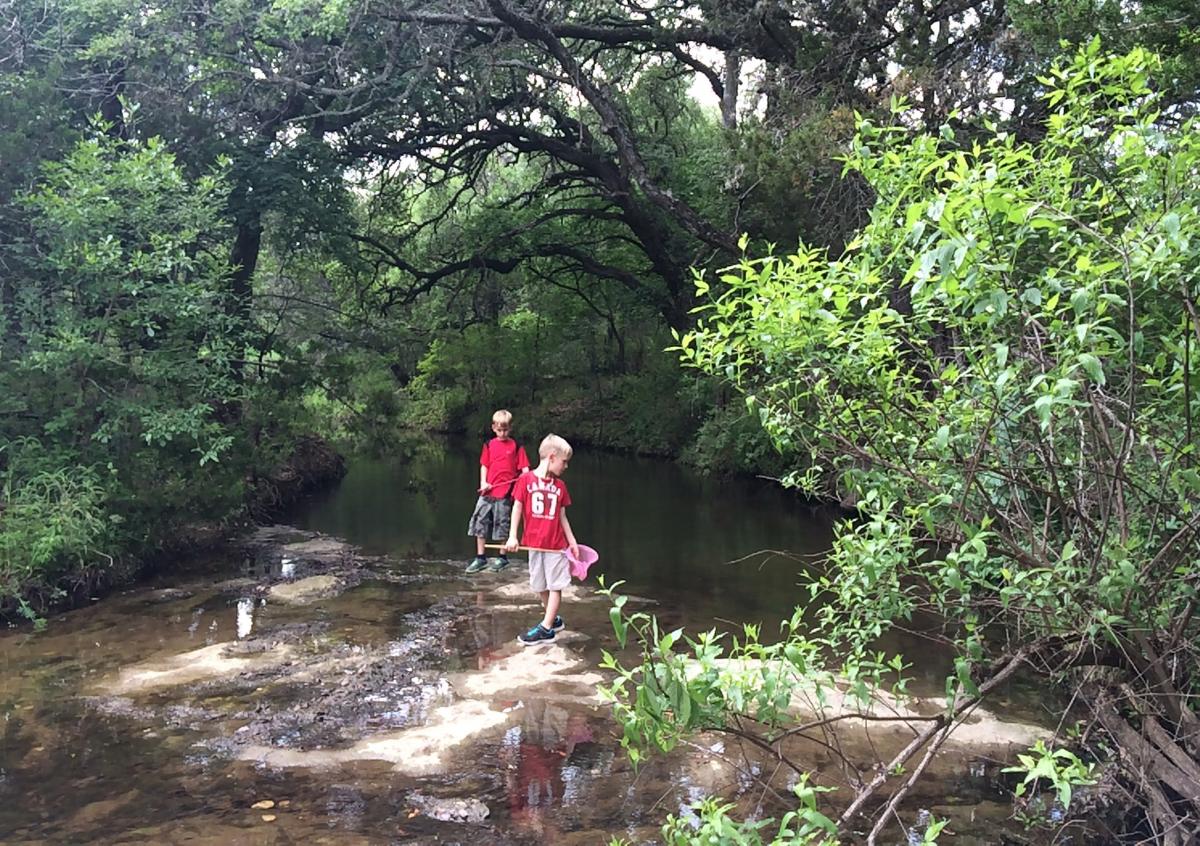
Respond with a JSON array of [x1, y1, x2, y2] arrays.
[[600, 44, 1200, 841], [377, 302, 785, 465], [611, 781, 842, 846], [297, 352, 411, 449], [0, 132, 248, 610], [1003, 739, 1096, 814], [680, 41, 1199, 659], [597, 576, 918, 842], [0, 440, 111, 620], [684, 397, 787, 476], [1009, 0, 1200, 117], [19, 132, 242, 461], [728, 105, 869, 253], [15, 0, 1176, 489]]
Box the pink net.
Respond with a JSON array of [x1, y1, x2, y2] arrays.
[[566, 544, 600, 580]]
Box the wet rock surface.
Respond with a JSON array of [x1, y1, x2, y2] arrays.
[[214, 606, 465, 751], [407, 791, 490, 823], [141, 588, 197, 604], [1, 522, 1058, 845], [90, 532, 477, 760]]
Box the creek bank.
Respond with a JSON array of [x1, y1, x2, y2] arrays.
[[1, 435, 346, 625], [246, 436, 348, 521]]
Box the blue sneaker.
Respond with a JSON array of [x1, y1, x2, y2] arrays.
[[550, 615, 564, 632], [486, 555, 509, 572], [465, 556, 488, 574], [518, 623, 555, 646]]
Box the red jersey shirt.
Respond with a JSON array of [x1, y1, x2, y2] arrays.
[[512, 471, 571, 550], [480, 438, 530, 500]]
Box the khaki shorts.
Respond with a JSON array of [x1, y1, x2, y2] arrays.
[[528, 550, 571, 592]]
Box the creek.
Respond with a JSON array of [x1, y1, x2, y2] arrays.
[[0, 438, 1052, 844], [293, 438, 839, 639]]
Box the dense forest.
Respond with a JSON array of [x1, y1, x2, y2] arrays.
[[2, 0, 1199, 842]]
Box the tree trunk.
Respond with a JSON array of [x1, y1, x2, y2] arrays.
[[98, 62, 128, 141], [228, 210, 262, 390], [722, 52, 740, 129]]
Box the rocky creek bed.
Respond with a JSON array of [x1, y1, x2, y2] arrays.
[[0, 526, 1066, 844]]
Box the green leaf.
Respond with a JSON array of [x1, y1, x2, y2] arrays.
[[610, 607, 628, 649], [1077, 352, 1105, 385]]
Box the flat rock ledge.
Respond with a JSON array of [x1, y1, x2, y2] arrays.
[[267, 574, 343, 604]]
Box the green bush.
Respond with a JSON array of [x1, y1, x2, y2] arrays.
[[613, 45, 1200, 841], [0, 442, 113, 619], [0, 132, 255, 613]]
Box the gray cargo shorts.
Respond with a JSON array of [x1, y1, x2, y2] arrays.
[[467, 495, 513, 541]]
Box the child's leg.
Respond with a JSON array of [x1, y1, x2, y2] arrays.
[[466, 497, 491, 570], [541, 589, 561, 630], [466, 535, 488, 571]]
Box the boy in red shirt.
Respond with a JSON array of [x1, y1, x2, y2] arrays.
[[504, 434, 580, 645], [466, 409, 530, 573]]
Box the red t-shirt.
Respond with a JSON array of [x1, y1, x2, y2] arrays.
[[480, 438, 530, 499], [512, 471, 571, 550]]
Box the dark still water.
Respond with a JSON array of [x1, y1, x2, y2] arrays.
[[292, 436, 838, 632]]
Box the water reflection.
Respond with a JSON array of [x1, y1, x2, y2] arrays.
[[236, 597, 255, 639], [466, 591, 506, 670], [500, 700, 603, 839]]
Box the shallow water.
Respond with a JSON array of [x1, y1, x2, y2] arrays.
[[292, 439, 839, 632], [0, 441, 1053, 844], [292, 440, 961, 688]]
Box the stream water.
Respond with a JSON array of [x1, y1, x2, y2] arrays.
[[0, 438, 1050, 844], [292, 438, 839, 637]]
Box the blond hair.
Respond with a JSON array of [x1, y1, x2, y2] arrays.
[[492, 409, 513, 426], [539, 433, 573, 459]]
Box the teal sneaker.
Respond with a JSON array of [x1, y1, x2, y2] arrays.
[[465, 556, 488, 574], [486, 555, 509, 572], [518, 623, 555, 646], [550, 615, 564, 631]]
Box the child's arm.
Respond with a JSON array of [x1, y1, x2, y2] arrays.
[[559, 508, 579, 559], [478, 463, 492, 495], [503, 501, 523, 553]]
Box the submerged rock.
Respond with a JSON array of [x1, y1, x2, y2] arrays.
[[407, 792, 490, 823], [268, 574, 343, 604], [141, 588, 196, 604], [99, 641, 295, 695]]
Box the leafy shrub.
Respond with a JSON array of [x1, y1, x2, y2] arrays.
[[0, 441, 112, 619], [685, 400, 783, 476], [612, 45, 1200, 841], [0, 131, 255, 612]]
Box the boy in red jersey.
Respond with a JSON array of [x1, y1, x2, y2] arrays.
[[465, 409, 530, 573], [503, 434, 580, 645]]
